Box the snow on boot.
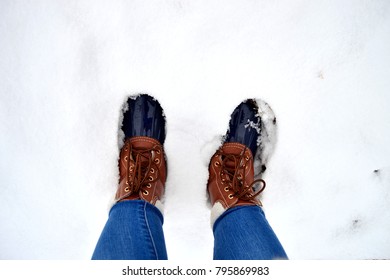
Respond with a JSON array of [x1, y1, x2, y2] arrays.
[[224, 99, 260, 156]]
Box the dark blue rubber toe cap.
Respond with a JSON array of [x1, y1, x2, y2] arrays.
[[225, 99, 260, 156], [122, 94, 166, 144]]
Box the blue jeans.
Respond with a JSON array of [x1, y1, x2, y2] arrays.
[[92, 200, 287, 260], [92, 200, 167, 260]]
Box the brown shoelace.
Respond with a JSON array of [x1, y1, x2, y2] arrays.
[[123, 143, 161, 195], [217, 147, 266, 200]]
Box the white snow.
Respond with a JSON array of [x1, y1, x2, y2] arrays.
[[1, 0, 390, 260]]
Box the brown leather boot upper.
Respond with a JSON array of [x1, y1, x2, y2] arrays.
[[115, 136, 167, 205], [208, 142, 265, 210]]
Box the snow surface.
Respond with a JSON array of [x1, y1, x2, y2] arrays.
[[1, 0, 390, 260]]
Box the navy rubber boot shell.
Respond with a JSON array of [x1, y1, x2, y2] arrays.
[[225, 99, 260, 156], [122, 94, 166, 144]]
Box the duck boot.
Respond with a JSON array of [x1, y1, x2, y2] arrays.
[[115, 94, 167, 211], [208, 99, 266, 225]]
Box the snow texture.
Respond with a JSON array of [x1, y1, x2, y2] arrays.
[[1, 0, 390, 260]]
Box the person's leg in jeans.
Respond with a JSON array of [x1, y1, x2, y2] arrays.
[[213, 206, 287, 259], [92, 200, 167, 259], [207, 99, 288, 260], [92, 94, 168, 260]]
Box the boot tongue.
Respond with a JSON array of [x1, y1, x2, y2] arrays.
[[221, 143, 250, 158], [220, 142, 245, 169], [129, 136, 160, 149]]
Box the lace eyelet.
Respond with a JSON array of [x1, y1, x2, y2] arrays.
[[125, 181, 129, 185], [224, 187, 229, 192], [156, 149, 161, 154], [245, 156, 250, 161], [228, 194, 234, 199], [148, 176, 153, 181], [154, 158, 160, 164], [143, 190, 149, 195], [146, 183, 151, 188], [124, 156, 128, 161], [150, 168, 155, 174], [129, 166, 133, 172], [214, 161, 220, 167], [124, 187, 130, 192]]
